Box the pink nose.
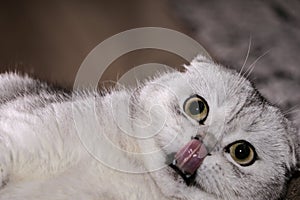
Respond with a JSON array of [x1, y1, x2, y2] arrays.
[[174, 138, 208, 175]]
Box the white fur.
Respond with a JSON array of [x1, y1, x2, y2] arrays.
[[0, 56, 298, 200]]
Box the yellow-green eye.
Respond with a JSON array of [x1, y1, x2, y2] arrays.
[[183, 95, 209, 124], [227, 141, 256, 166]]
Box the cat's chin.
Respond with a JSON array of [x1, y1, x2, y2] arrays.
[[167, 166, 206, 191], [153, 165, 213, 199]]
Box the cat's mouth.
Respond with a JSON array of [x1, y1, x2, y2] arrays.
[[168, 137, 208, 186]]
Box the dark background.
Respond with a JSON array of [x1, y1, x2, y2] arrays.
[[0, 0, 188, 88], [0, 0, 299, 198]]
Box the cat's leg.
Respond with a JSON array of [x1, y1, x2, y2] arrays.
[[0, 104, 86, 187], [0, 73, 47, 188], [0, 166, 100, 200], [0, 72, 38, 169], [0, 76, 81, 191]]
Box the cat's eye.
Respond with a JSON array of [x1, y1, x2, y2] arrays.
[[183, 95, 209, 124], [226, 141, 256, 166]]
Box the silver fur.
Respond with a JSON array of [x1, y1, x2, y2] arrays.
[[0, 55, 298, 200]]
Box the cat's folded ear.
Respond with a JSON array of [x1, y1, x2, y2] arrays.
[[191, 54, 213, 65], [183, 54, 214, 71]]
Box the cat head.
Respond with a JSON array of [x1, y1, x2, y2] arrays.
[[132, 55, 300, 200]]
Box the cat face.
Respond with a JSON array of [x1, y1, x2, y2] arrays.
[[133, 56, 299, 200]]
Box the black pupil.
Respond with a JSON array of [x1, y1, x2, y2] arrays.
[[235, 143, 250, 160], [189, 100, 205, 115]]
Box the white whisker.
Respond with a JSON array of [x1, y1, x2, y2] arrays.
[[228, 37, 252, 96], [230, 49, 271, 96], [239, 36, 252, 77], [283, 105, 300, 116], [244, 49, 271, 80]]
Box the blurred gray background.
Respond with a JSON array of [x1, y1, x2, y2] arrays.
[[0, 0, 299, 198]]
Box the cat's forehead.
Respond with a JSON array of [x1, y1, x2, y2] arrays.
[[148, 61, 280, 130], [186, 62, 250, 96], [154, 61, 253, 108]]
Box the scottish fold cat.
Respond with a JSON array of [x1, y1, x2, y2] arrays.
[[0, 55, 298, 200]]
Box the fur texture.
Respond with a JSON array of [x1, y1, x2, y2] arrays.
[[0, 56, 298, 200]]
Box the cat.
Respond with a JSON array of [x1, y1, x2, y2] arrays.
[[0, 55, 298, 200]]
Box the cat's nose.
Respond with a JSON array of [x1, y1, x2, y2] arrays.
[[173, 138, 208, 175]]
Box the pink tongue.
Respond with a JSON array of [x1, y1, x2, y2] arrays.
[[174, 139, 208, 175]]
